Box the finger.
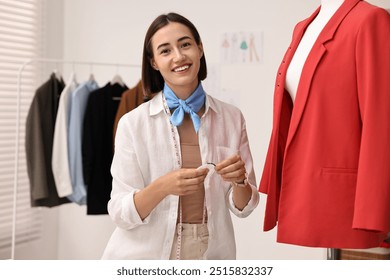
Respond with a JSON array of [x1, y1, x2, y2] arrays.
[[217, 158, 245, 175], [180, 184, 204, 196], [177, 180, 205, 196], [195, 168, 209, 176], [220, 168, 246, 182], [183, 172, 208, 185], [215, 154, 240, 171], [180, 168, 208, 179]]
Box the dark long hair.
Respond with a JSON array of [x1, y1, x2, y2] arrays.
[[141, 12, 207, 98]]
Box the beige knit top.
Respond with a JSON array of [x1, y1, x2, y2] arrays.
[[177, 108, 207, 224]]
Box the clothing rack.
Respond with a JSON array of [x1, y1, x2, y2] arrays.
[[12, 58, 141, 259]]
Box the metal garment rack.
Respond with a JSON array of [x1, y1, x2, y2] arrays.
[[12, 58, 141, 259], [327, 248, 339, 260]]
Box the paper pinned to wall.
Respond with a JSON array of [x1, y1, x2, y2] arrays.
[[220, 31, 264, 64]]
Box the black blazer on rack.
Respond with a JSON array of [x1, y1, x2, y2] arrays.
[[25, 73, 71, 207], [82, 82, 128, 214]]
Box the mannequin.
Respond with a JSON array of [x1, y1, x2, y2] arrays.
[[260, 0, 390, 249], [285, 0, 344, 101]]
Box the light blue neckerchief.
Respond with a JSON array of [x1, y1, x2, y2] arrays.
[[163, 83, 205, 133]]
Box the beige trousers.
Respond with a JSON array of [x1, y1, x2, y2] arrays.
[[169, 223, 209, 260]]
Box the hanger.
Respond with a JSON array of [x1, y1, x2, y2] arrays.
[[110, 64, 125, 87], [88, 64, 95, 81], [110, 73, 125, 87], [69, 71, 77, 84], [53, 69, 62, 81], [52, 61, 63, 81], [88, 73, 95, 82]]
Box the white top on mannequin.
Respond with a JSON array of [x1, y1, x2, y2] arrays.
[[285, 0, 344, 102]]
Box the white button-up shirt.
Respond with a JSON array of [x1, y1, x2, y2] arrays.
[[52, 73, 78, 197], [102, 92, 259, 259]]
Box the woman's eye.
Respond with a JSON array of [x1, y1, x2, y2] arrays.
[[160, 49, 170, 55], [182, 42, 191, 48]]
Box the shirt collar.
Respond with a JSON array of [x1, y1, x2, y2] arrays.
[[149, 90, 220, 117]]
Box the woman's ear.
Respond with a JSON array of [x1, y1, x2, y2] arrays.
[[150, 59, 158, 71], [198, 43, 204, 58]]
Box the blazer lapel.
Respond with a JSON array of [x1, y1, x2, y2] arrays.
[[273, 7, 319, 132], [285, 0, 362, 150]]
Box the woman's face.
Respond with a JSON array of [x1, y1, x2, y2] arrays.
[[150, 22, 203, 99]]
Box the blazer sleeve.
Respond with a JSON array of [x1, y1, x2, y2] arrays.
[[353, 8, 390, 233], [25, 92, 49, 200]]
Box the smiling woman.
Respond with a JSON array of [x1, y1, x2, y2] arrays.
[[149, 22, 203, 99], [101, 12, 259, 260]]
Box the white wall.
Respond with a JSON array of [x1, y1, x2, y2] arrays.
[[30, 0, 389, 260]]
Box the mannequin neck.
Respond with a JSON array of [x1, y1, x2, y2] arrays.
[[284, 0, 345, 102], [319, 0, 344, 17]]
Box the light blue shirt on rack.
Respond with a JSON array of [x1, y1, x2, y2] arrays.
[[67, 78, 99, 205]]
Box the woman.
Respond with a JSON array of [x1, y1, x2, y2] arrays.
[[102, 12, 259, 260]]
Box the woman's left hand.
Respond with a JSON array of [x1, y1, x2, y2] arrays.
[[215, 154, 252, 210], [215, 154, 246, 184]]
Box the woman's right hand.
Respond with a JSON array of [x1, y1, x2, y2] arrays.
[[134, 167, 208, 220], [158, 168, 209, 196]]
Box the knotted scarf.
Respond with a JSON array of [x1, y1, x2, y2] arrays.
[[163, 83, 205, 133]]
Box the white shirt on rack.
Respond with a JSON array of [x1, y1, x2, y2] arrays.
[[52, 72, 78, 197], [101, 92, 259, 260]]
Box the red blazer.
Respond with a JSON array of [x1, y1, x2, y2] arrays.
[[260, 0, 390, 249]]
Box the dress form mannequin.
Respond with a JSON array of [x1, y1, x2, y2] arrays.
[[285, 0, 344, 102], [260, 0, 390, 249]]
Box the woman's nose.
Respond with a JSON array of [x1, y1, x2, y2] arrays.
[[173, 49, 185, 62]]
